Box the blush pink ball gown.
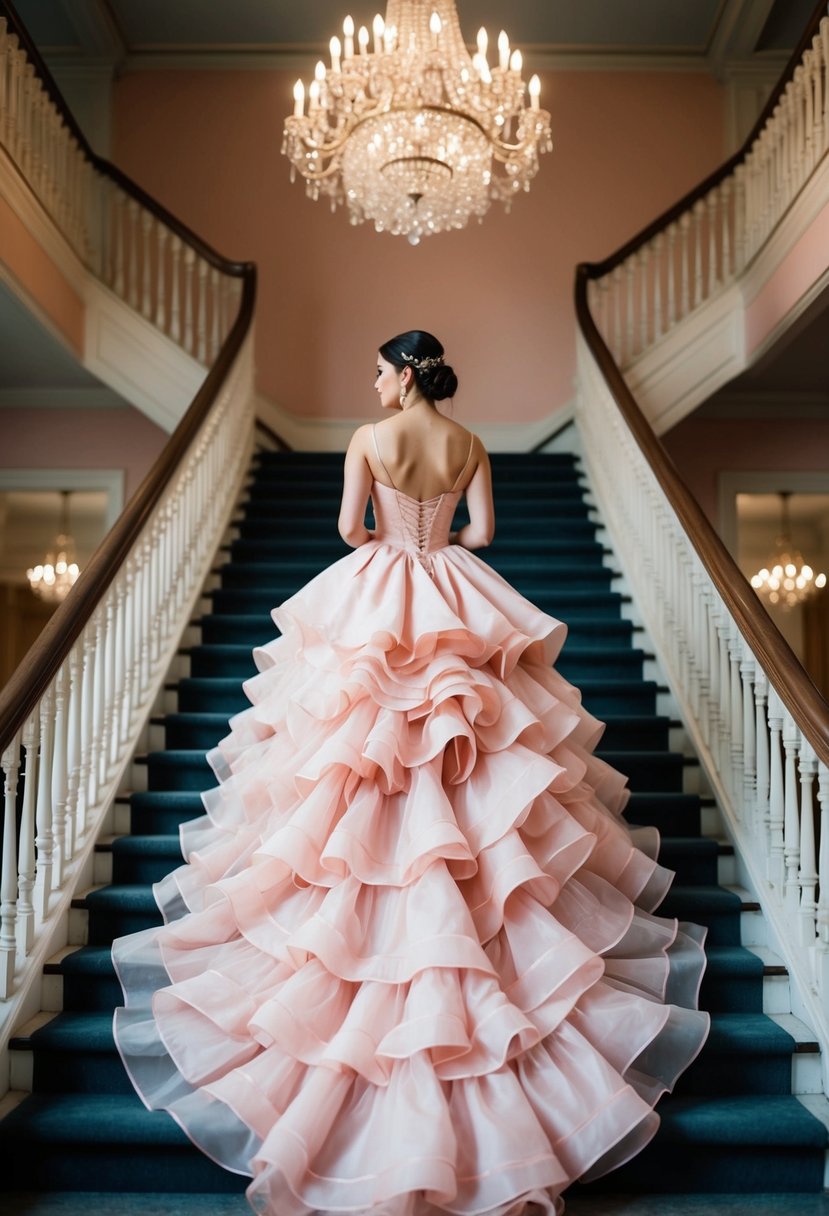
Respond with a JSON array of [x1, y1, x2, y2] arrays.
[[112, 467, 710, 1216]]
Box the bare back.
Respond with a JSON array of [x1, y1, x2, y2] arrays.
[[367, 410, 476, 501]]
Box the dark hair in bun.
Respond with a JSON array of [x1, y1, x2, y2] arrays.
[[379, 330, 458, 402]]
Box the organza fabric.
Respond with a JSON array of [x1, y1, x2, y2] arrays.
[[112, 479, 710, 1216]]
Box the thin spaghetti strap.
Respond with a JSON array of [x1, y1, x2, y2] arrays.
[[372, 425, 396, 490], [450, 432, 476, 492]]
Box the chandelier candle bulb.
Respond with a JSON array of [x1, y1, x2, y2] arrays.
[[529, 74, 541, 110], [282, 0, 551, 240], [293, 79, 305, 117]]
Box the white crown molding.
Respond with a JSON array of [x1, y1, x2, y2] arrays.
[[254, 392, 575, 453]]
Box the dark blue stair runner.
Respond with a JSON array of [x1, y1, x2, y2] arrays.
[[1, 450, 826, 1196]]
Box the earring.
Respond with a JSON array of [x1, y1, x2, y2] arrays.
[[399, 382, 408, 406]]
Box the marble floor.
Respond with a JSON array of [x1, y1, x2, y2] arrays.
[[1, 1196, 828, 1216]]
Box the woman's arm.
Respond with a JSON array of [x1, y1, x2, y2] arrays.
[[338, 426, 375, 547], [454, 439, 494, 550]]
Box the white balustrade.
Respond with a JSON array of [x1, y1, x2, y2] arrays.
[[592, 13, 829, 368], [576, 329, 829, 1057], [0, 336, 255, 1001], [0, 15, 237, 366]]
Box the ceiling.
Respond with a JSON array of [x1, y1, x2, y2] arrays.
[[13, 0, 816, 71]]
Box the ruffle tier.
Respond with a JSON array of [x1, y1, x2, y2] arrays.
[[112, 539, 709, 1216]]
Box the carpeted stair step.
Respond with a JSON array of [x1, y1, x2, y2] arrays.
[[583, 1095, 828, 1193], [657, 836, 722, 885], [10, 1012, 130, 1095], [44, 946, 122, 1012], [105, 835, 186, 885], [74, 886, 162, 943], [185, 645, 260, 679], [625, 792, 704, 836], [593, 749, 689, 792], [175, 677, 248, 714], [137, 750, 212, 792], [154, 712, 231, 749], [126, 791, 205, 835], [556, 647, 647, 681], [699, 946, 769, 1013], [657, 885, 743, 946], [576, 680, 660, 716], [0, 1094, 246, 1192], [676, 1013, 799, 1095], [599, 715, 669, 750]]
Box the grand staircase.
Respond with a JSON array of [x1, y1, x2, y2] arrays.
[[1, 448, 827, 1205]]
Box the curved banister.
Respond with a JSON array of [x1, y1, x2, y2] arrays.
[[574, 265, 829, 766], [0, 0, 259, 752], [0, 266, 256, 754], [588, 0, 829, 279], [1, 0, 242, 277]]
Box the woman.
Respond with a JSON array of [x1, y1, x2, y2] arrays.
[[113, 330, 709, 1216]]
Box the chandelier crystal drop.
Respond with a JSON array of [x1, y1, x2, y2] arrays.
[[281, 0, 552, 243], [27, 490, 81, 603], [750, 492, 826, 610]]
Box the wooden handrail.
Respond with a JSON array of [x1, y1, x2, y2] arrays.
[[573, 1, 829, 766], [587, 0, 829, 278], [1, 0, 245, 276], [0, 1, 259, 751], [574, 265, 829, 767]]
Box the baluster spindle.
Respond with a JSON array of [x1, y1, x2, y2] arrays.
[[156, 224, 168, 331], [170, 236, 182, 343], [210, 266, 221, 360], [141, 209, 153, 318], [612, 266, 622, 363], [16, 716, 38, 954], [693, 199, 704, 309], [782, 714, 802, 911], [34, 688, 55, 920], [707, 190, 718, 292], [625, 258, 635, 364], [114, 191, 126, 298], [127, 199, 139, 309], [817, 763, 829, 990], [51, 666, 69, 886], [768, 690, 785, 891], [184, 247, 196, 355], [798, 741, 818, 947], [197, 258, 208, 362], [0, 733, 22, 998], [740, 650, 756, 819], [721, 179, 732, 279], [679, 211, 691, 319], [64, 647, 82, 863], [638, 244, 650, 354]]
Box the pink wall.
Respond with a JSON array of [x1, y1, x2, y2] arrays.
[[2, 407, 167, 501], [112, 69, 725, 430], [662, 417, 829, 524]]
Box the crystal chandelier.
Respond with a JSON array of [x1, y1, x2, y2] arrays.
[[282, 0, 552, 244], [26, 490, 80, 603], [750, 492, 826, 610]]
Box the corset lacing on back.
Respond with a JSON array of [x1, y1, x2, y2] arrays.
[[371, 426, 473, 576]]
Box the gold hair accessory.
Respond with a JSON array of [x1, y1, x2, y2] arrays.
[[401, 352, 444, 372]]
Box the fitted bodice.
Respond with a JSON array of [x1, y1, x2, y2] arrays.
[[371, 481, 461, 571]]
